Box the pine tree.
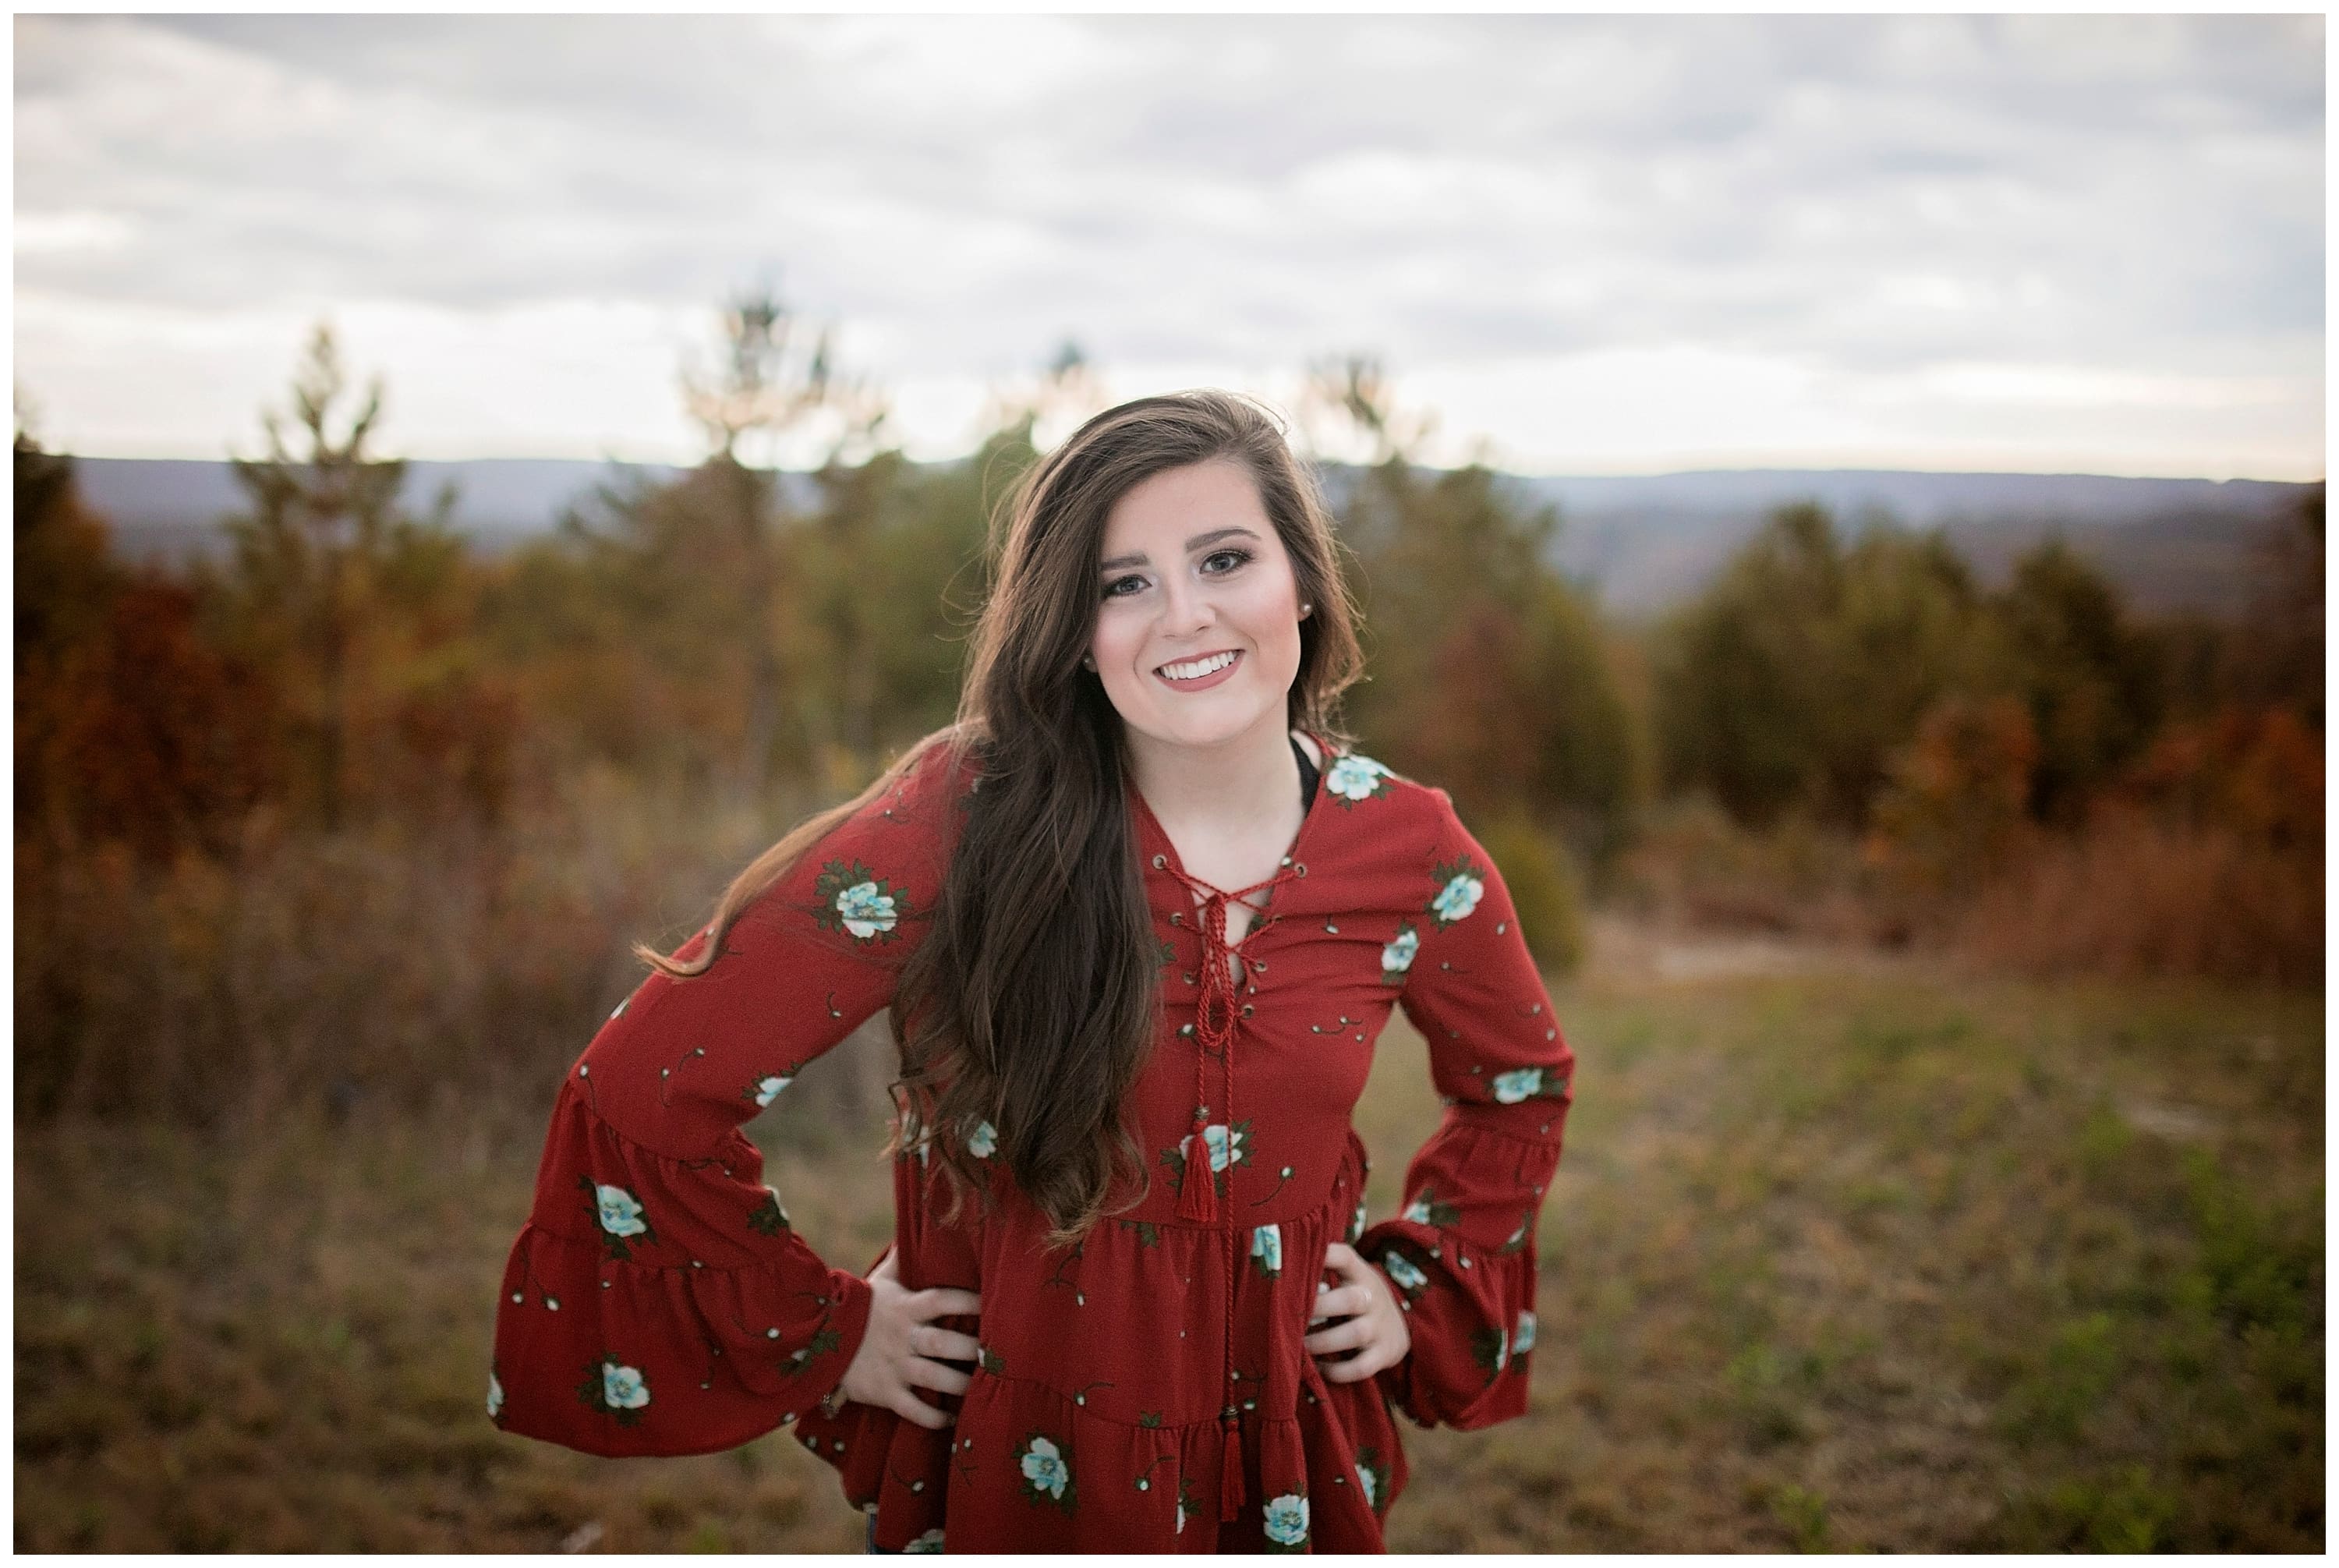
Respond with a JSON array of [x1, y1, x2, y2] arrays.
[[219, 323, 470, 828]]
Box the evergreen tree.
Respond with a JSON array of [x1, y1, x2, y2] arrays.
[[217, 324, 496, 827], [1980, 538, 2161, 826], [1307, 358, 1642, 866]]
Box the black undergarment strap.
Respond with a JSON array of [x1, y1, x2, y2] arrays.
[[1291, 733, 1319, 810]]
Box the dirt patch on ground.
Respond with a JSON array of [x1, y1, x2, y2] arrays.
[[1583, 912, 1949, 986]]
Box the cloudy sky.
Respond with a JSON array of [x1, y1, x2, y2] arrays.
[[15, 13, 2325, 478]]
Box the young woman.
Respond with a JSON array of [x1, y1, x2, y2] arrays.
[[488, 391, 1577, 1553]]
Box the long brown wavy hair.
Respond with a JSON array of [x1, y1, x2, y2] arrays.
[[640, 390, 1367, 1248]]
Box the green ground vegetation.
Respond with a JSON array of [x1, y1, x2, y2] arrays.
[[15, 952, 2320, 1551]]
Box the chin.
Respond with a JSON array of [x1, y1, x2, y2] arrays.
[[1138, 697, 1283, 750]]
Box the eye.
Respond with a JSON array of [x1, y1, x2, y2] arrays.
[[1102, 574, 1144, 600], [1202, 547, 1254, 574]]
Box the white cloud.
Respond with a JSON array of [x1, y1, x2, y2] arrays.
[[12, 13, 2323, 477]]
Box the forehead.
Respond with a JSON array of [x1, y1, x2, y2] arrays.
[[1098, 458, 1269, 553]]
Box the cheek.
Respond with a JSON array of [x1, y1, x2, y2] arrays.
[[1090, 613, 1137, 660], [1240, 571, 1304, 642], [1089, 610, 1145, 676]]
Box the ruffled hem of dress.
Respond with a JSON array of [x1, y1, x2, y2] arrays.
[[805, 1348, 1413, 1552], [487, 1081, 879, 1459], [1354, 1212, 1545, 1432], [801, 1130, 1410, 1552]]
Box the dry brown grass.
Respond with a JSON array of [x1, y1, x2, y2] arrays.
[[1612, 791, 2320, 992], [15, 933, 2321, 1551], [12, 769, 890, 1127], [1948, 809, 2321, 989]]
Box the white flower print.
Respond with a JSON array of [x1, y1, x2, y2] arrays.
[[1262, 1492, 1310, 1548], [595, 1184, 647, 1238], [1180, 1122, 1245, 1173], [1020, 1435, 1069, 1499], [1355, 1462, 1376, 1511], [1431, 870, 1484, 924], [1491, 1067, 1543, 1105], [968, 1120, 998, 1159], [1382, 1251, 1428, 1294], [1492, 1325, 1509, 1372], [1350, 1200, 1368, 1244], [602, 1362, 650, 1410], [752, 1074, 792, 1108], [1402, 1195, 1434, 1224], [836, 880, 899, 940], [904, 1528, 945, 1552], [1380, 926, 1419, 975], [1325, 754, 1391, 802], [487, 1369, 504, 1419], [1177, 1496, 1187, 1534], [1516, 1309, 1538, 1355], [1251, 1223, 1283, 1276]]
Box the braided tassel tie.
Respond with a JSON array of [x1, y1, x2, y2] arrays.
[[1163, 861, 1300, 1527], [1219, 1406, 1246, 1522]]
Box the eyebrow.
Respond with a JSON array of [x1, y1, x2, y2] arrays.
[[1098, 526, 1262, 573]]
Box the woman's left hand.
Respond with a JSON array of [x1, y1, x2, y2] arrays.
[[1304, 1241, 1411, 1382]]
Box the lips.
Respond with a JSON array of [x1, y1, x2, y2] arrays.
[[1152, 648, 1245, 692], [1155, 648, 1242, 678]]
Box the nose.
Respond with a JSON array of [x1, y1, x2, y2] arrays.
[[1157, 570, 1218, 640]]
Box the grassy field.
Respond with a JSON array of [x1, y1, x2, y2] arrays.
[[15, 931, 2322, 1552]]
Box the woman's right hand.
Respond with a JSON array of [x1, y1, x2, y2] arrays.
[[834, 1248, 982, 1432]]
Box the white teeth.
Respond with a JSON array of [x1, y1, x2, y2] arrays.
[[1159, 650, 1237, 681]]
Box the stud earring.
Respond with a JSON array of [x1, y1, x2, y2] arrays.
[[1300, 603, 1312, 617], [1082, 654, 1095, 671]]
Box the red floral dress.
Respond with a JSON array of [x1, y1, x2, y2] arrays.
[[490, 731, 1576, 1553]]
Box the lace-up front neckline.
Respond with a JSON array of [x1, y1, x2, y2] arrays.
[[1123, 731, 1327, 1522]]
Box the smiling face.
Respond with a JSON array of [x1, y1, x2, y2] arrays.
[[1091, 457, 1308, 757]]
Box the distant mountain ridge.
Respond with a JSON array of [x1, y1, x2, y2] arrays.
[[65, 455, 2314, 621]]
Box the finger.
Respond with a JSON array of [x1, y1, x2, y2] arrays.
[[1319, 1348, 1387, 1383], [1322, 1241, 1355, 1266], [890, 1391, 952, 1430], [1308, 1285, 1367, 1324], [903, 1359, 974, 1398], [916, 1287, 983, 1318], [914, 1327, 983, 1363], [1304, 1318, 1368, 1355]]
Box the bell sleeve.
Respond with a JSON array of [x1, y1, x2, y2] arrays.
[[1357, 787, 1577, 1431], [488, 740, 972, 1457]]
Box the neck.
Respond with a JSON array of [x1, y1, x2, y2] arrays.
[[1123, 710, 1301, 837]]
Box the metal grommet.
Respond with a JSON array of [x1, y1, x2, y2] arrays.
[[1294, 862, 1307, 876], [1241, 1003, 1254, 1017], [1152, 854, 1166, 869], [1170, 912, 1183, 925]]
